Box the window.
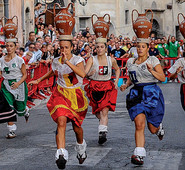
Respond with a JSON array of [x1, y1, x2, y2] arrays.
[[79, 18, 86, 32], [125, 10, 129, 25]]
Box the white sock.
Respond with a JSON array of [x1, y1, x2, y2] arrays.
[[134, 147, 146, 157], [75, 139, 87, 156], [7, 124, 17, 132], [98, 125, 108, 133], [55, 148, 68, 161]]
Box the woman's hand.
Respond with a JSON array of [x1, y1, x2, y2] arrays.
[[61, 52, 68, 64], [28, 80, 39, 86], [114, 81, 118, 89], [11, 82, 20, 90], [87, 69, 96, 77], [146, 63, 153, 72], [120, 84, 127, 92], [176, 66, 183, 74]]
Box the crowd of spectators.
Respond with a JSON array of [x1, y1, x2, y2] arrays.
[[0, 4, 185, 79]]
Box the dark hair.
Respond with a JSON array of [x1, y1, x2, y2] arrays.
[[84, 44, 89, 48], [29, 31, 35, 36], [44, 35, 50, 39], [96, 42, 107, 48], [29, 43, 35, 47], [35, 2, 41, 7], [35, 41, 41, 45], [19, 47, 25, 52], [60, 40, 74, 48], [36, 37, 42, 41], [137, 42, 149, 48], [41, 44, 47, 48]]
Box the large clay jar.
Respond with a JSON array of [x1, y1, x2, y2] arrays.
[[132, 9, 153, 38], [178, 13, 185, 38], [92, 14, 110, 38], [54, 3, 75, 36], [2, 16, 18, 39]]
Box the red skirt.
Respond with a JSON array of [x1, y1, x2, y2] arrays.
[[85, 80, 117, 114], [47, 85, 88, 127]]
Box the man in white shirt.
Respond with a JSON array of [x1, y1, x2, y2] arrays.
[[28, 42, 42, 64]]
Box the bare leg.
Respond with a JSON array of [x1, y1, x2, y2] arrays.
[[98, 107, 109, 144], [134, 113, 146, 147], [7, 122, 14, 126], [95, 112, 100, 120], [56, 116, 67, 149], [99, 107, 109, 126], [72, 122, 83, 144], [147, 122, 159, 134], [131, 114, 146, 165]]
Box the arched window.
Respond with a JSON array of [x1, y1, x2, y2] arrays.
[[151, 19, 160, 38], [151, 1, 157, 9]]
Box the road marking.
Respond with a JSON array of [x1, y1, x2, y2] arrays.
[[67, 147, 112, 166], [165, 100, 171, 104], [128, 151, 182, 169], [0, 148, 40, 166]]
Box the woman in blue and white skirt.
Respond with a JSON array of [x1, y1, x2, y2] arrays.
[[120, 39, 166, 165]]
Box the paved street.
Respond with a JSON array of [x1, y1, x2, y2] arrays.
[[0, 82, 185, 170]]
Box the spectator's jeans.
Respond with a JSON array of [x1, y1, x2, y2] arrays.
[[170, 57, 176, 66]]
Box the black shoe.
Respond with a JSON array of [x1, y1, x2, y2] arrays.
[[77, 151, 87, 164], [98, 132, 107, 145], [56, 155, 67, 169], [27, 96, 34, 102], [131, 155, 144, 165]]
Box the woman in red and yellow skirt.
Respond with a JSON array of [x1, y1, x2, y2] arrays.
[[85, 40, 120, 145], [29, 40, 88, 169]]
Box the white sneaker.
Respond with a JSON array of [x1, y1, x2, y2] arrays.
[[156, 123, 165, 140], [75, 139, 87, 164], [6, 131, 16, 139], [24, 106, 29, 122], [39, 90, 46, 97]]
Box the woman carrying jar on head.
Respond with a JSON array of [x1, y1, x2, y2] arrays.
[[0, 27, 29, 139], [85, 13, 120, 145], [120, 38, 165, 165]]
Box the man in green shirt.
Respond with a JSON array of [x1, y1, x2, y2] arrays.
[[158, 39, 168, 57], [158, 38, 169, 72], [167, 36, 180, 65]]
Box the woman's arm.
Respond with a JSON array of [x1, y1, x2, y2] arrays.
[[84, 57, 93, 75], [65, 60, 86, 78], [11, 64, 27, 89], [146, 63, 166, 82], [111, 57, 120, 87], [28, 69, 54, 85], [60, 52, 86, 78], [120, 77, 132, 92], [170, 66, 183, 80]]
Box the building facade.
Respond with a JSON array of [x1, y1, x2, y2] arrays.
[[0, 0, 184, 46], [73, 0, 185, 40]]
